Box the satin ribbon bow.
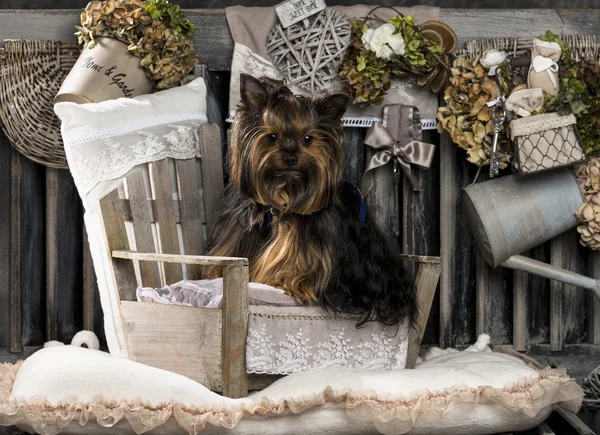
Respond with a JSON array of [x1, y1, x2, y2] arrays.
[[361, 105, 436, 193]]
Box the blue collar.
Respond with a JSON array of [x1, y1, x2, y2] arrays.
[[261, 181, 366, 236]]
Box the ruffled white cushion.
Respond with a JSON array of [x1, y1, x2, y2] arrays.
[[0, 346, 583, 435]]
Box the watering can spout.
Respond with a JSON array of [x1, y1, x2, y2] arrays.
[[501, 255, 600, 300]]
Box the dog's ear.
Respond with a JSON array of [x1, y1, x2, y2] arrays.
[[240, 74, 269, 112], [316, 93, 351, 120]]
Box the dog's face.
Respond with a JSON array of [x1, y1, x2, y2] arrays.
[[229, 74, 350, 215]]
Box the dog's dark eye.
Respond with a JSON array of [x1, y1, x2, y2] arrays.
[[303, 135, 313, 145], [267, 134, 277, 142]]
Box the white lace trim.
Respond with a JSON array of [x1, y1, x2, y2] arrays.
[[63, 112, 208, 146], [226, 111, 438, 130], [246, 308, 409, 375], [532, 38, 562, 51], [510, 113, 576, 138], [65, 120, 204, 198]]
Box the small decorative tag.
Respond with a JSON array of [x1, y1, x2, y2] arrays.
[[274, 0, 326, 28]]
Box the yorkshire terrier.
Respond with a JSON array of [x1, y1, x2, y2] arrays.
[[203, 74, 416, 327]]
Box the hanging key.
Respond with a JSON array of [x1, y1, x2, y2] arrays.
[[489, 104, 506, 178], [488, 71, 507, 179]]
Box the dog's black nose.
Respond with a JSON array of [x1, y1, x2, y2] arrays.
[[283, 155, 298, 167]]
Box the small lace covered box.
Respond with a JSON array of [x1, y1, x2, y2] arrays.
[[246, 305, 409, 375], [510, 112, 587, 175]]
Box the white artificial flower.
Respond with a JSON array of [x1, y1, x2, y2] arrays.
[[362, 23, 405, 60], [480, 49, 507, 68], [361, 28, 375, 47]]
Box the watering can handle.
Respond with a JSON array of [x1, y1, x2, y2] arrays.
[[501, 255, 600, 300]]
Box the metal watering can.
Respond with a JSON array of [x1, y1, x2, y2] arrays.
[[462, 167, 600, 299]]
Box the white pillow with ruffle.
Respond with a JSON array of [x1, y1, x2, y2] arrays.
[[0, 345, 583, 435], [53, 78, 209, 360]]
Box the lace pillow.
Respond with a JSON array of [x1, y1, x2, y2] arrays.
[[54, 77, 208, 209], [54, 78, 209, 359], [1, 345, 583, 435]]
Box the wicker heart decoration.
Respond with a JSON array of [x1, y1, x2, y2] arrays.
[[266, 8, 350, 92]]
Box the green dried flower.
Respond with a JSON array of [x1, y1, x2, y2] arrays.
[[339, 15, 450, 106], [540, 33, 600, 154], [538, 30, 571, 63], [338, 20, 392, 106], [76, 0, 198, 90]]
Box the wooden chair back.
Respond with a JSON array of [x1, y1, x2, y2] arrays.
[[99, 123, 223, 297]]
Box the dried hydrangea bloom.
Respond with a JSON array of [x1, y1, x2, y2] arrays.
[[437, 56, 513, 168], [575, 158, 600, 250], [76, 0, 198, 90]]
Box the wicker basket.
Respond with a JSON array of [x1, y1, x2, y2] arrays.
[[0, 40, 79, 169], [456, 34, 599, 61]]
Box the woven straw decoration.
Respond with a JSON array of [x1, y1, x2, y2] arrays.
[[456, 34, 599, 62], [267, 9, 350, 92], [0, 40, 80, 169]]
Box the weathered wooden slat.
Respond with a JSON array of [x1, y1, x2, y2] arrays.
[[0, 132, 11, 348], [221, 265, 249, 398], [476, 252, 512, 344], [248, 374, 282, 391], [176, 158, 205, 279], [99, 189, 137, 301], [55, 170, 84, 344], [402, 130, 440, 273], [550, 236, 566, 351], [125, 169, 161, 288], [513, 264, 528, 352], [527, 243, 552, 346], [0, 10, 233, 71], [113, 250, 248, 267], [511, 245, 552, 350], [82, 226, 96, 333], [199, 123, 225, 234], [0, 346, 41, 364], [406, 261, 442, 369], [439, 130, 455, 349], [494, 343, 600, 382], [443, 8, 600, 45], [550, 230, 587, 351], [149, 159, 183, 284], [120, 301, 223, 391], [587, 251, 600, 344], [536, 422, 556, 435], [17, 154, 45, 347], [399, 254, 441, 264], [45, 168, 59, 342], [364, 144, 399, 239], [555, 405, 596, 435], [441, 147, 479, 348], [343, 127, 365, 188], [197, 65, 229, 157], [9, 150, 22, 353]]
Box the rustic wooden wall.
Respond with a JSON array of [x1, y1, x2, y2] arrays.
[[0, 0, 598, 9], [1, 9, 600, 386]]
